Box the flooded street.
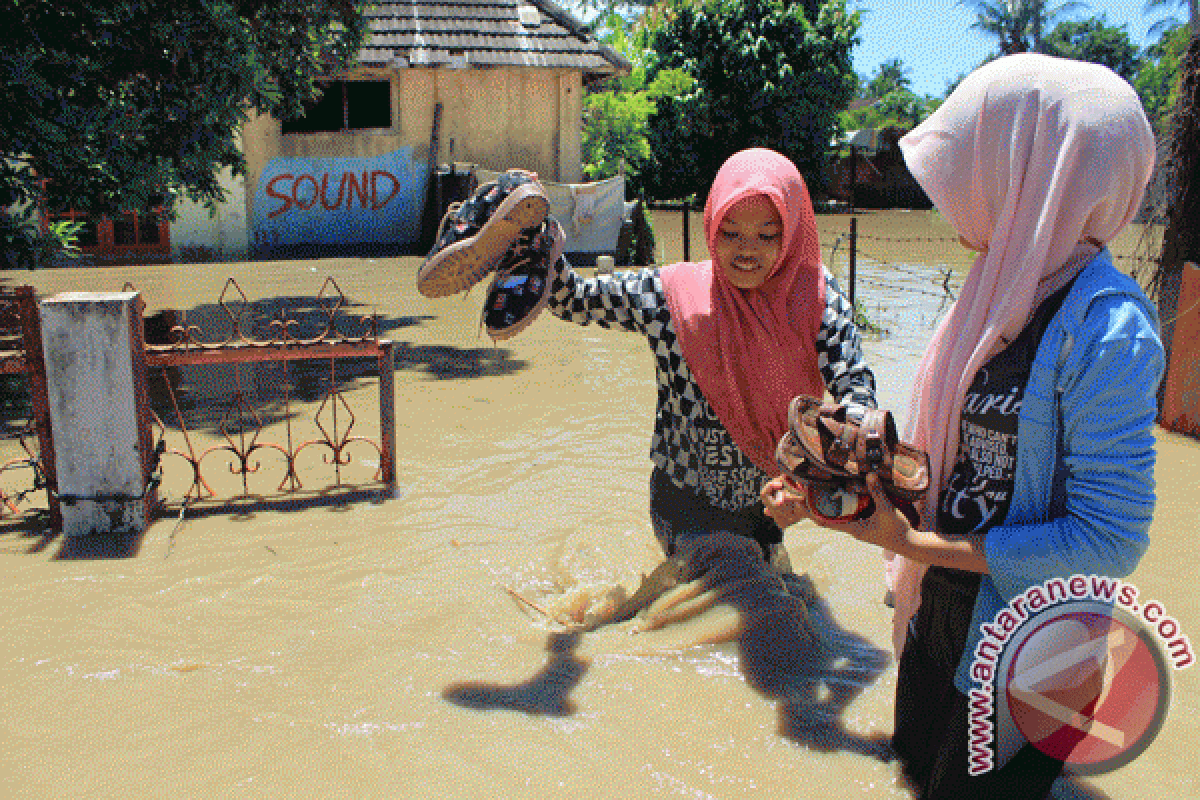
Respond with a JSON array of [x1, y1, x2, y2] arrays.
[[0, 210, 1195, 798]]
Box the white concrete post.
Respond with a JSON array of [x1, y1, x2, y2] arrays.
[[40, 292, 152, 537]]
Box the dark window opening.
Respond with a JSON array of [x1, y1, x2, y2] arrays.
[[43, 208, 168, 256], [282, 80, 392, 134], [75, 216, 99, 247], [40, 183, 168, 258], [112, 210, 162, 246]]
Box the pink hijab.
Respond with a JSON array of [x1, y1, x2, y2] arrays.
[[885, 54, 1156, 654], [660, 148, 827, 474]]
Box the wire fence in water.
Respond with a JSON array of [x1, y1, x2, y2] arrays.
[[648, 205, 1165, 309]]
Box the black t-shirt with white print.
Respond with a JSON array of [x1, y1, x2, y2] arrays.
[[938, 280, 1075, 538]]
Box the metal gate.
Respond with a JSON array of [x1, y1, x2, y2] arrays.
[[137, 276, 396, 513], [0, 286, 59, 529], [1, 277, 396, 533]]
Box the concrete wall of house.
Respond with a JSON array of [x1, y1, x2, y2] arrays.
[[558, 72, 583, 184], [169, 166, 248, 261], [392, 67, 581, 182], [237, 66, 584, 252]]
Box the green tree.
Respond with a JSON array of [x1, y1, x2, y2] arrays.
[[839, 58, 935, 131], [582, 90, 655, 181], [1149, 20, 1199, 402], [637, 0, 860, 201], [1, 0, 369, 267], [580, 12, 694, 182], [1042, 16, 1144, 82], [1144, 0, 1198, 35], [964, 0, 1083, 55], [1135, 22, 1191, 133], [865, 58, 911, 99]]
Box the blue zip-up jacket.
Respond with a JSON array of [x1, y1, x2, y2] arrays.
[[954, 249, 1165, 691]]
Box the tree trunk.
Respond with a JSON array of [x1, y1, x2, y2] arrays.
[[1154, 32, 1200, 411]]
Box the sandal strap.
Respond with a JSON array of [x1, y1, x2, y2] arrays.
[[857, 409, 895, 475], [493, 221, 546, 279], [815, 404, 897, 477], [818, 403, 855, 470]]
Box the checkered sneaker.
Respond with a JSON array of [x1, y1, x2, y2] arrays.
[[483, 218, 565, 341], [416, 170, 549, 299]]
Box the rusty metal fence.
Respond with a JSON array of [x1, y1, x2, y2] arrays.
[[0, 286, 58, 529], [0, 277, 396, 532], [137, 276, 396, 512]]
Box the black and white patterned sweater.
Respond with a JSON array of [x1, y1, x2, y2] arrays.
[[547, 263, 878, 512]]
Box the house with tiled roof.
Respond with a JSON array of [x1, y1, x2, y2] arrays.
[[160, 0, 631, 259]]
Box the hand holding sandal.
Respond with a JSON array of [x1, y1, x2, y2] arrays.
[[774, 395, 929, 527]]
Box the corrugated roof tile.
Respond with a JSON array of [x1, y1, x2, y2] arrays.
[[359, 0, 628, 75]]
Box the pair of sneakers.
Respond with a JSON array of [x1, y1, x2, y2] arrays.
[[417, 170, 565, 341]]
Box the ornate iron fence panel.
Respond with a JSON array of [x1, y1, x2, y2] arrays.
[[140, 277, 396, 511]]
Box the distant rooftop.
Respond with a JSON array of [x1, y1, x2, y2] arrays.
[[358, 0, 631, 77]]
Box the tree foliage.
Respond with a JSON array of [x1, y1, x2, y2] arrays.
[[1136, 23, 1193, 134], [580, 12, 694, 182], [839, 58, 938, 132], [1152, 30, 1199, 406], [1042, 15, 1143, 81], [964, 0, 1084, 55], [1, 0, 369, 266], [1143, 0, 1198, 36], [865, 58, 911, 99], [635, 0, 860, 202]]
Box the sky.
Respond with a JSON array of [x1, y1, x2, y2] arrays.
[[851, 0, 1176, 97]]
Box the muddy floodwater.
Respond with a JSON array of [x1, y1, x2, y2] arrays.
[[0, 210, 1195, 798]]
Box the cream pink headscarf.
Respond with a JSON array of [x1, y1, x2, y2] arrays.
[[660, 148, 826, 474], [886, 54, 1156, 655]]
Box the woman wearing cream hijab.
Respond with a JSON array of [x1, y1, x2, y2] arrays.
[[763, 53, 1162, 796]]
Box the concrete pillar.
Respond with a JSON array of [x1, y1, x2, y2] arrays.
[[40, 292, 153, 537]]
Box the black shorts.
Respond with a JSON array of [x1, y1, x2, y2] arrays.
[[893, 566, 1064, 799]]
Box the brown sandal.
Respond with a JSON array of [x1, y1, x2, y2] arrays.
[[785, 395, 930, 502], [775, 438, 922, 527]]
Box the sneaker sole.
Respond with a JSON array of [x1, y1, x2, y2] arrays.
[[416, 184, 550, 298], [486, 218, 566, 341]]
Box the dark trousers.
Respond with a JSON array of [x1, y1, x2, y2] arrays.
[[893, 567, 1065, 799], [648, 467, 783, 562]]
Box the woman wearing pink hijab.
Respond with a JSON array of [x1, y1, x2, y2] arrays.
[[545, 147, 877, 565], [763, 54, 1163, 796]]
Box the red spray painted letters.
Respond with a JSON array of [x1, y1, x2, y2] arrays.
[[265, 171, 401, 219]]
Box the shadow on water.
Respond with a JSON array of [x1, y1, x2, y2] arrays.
[[761, 577, 896, 760], [1048, 776, 1115, 799], [52, 529, 149, 560], [0, 514, 57, 554], [0, 513, 152, 559], [438, 534, 893, 764], [442, 631, 589, 716], [666, 533, 895, 762], [144, 296, 527, 436]]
